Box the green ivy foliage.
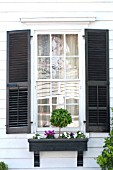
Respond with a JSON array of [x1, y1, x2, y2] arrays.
[[0, 162, 8, 170], [50, 108, 72, 128], [96, 129, 113, 170]]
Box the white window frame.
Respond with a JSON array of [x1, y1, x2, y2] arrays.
[[30, 21, 90, 134]]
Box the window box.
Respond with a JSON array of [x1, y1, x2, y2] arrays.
[[28, 138, 88, 152]]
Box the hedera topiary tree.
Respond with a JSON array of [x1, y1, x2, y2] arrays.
[[0, 161, 8, 170], [96, 117, 113, 170], [50, 108, 72, 137]]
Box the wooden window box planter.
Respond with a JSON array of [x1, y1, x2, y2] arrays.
[[28, 138, 88, 167], [28, 138, 88, 152]]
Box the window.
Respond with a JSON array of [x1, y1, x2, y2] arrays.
[[6, 29, 110, 134], [36, 33, 80, 128]]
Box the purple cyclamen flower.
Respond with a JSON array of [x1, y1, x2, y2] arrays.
[[70, 132, 74, 136], [44, 130, 55, 136]]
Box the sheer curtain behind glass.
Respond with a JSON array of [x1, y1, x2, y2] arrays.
[[37, 34, 79, 127]]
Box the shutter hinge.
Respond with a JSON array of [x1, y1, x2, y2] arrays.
[[30, 35, 33, 38], [82, 35, 85, 38]]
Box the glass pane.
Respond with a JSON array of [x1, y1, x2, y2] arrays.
[[66, 82, 79, 98], [52, 97, 57, 104], [66, 105, 79, 127], [37, 82, 50, 97], [52, 34, 64, 56], [37, 57, 50, 79], [66, 98, 78, 104], [52, 82, 65, 108], [66, 34, 78, 56], [37, 35, 50, 56], [52, 57, 64, 79], [66, 57, 79, 79], [52, 81, 65, 96], [38, 105, 50, 127], [52, 105, 57, 111], [38, 98, 49, 104]]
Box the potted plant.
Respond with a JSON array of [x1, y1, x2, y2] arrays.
[[28, 108, 88, 167], [0, 161, 8, 170], [50, 108, 72, 137]]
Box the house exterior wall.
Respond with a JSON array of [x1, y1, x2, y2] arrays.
[[0, 0, 113, 169]]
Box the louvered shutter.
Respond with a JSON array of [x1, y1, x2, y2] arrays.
[[85, 29, 110, 132], [6, 30, 31, 133]]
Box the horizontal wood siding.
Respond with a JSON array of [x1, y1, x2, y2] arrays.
[[0, 0, 113, 169]]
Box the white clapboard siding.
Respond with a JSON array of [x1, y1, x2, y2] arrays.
[[0, 110, 6, 119], [88, 138, 105, 148], [0, 3, 112, 12], [7, 0, 113, 1], [0, 51, 6, 61], [0, 139, 29, 149], [41, 157, 77, 167], [0, 41, 6, 51], [84, 158, 99, 167], [0, 12, 112, 21], [0, 100, 6, 109], [84, 148, 103, 158], [41, 151, 77, 158], [0, 90, 6, 100], [0, 0, 112, 2], [0, 149, 32, 158], [110, 50, 113, 59], [0, 159, 33, 169]]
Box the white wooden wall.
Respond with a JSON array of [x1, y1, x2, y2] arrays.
[[0, 0, 113, 169]]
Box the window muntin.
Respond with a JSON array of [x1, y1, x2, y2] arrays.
[[37, 33, 79, 128]]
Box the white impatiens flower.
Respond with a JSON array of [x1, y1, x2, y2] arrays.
[[64, 132, 67, 136], [74, 133, 77, 138]]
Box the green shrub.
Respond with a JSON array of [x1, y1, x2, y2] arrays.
[[96, 129, 113, 170], [0, 161, 8, 170]]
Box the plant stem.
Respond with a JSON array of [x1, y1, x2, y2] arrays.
[[59, 127, 61, 137]]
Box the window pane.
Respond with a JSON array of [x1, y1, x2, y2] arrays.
[[37, 35, 50, 56], [38, 105, 50, 127], [38, 98, 49, 104], [52, 34, 64, 56], [52, 82, 65, 108], [52, 81, 65, 96], [37, 82, 50, 97], [66, 34, 78, 56], [66, 57, 79, 79], [52, 57, 64, 79], [66, 105, 79, 127], [37, 57, 50, 79], [66, 82, 79, 98]]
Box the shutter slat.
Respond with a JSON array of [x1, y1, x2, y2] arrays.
[[85, 29, 110, 132], [7, 30, 31, 134]]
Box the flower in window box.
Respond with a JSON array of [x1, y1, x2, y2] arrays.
[[60, 132, 75, 139], [76, 131, 86, 139], [70, 132, 75, 138], [33, 134, 40, 139], [44, 130, 55, 139]]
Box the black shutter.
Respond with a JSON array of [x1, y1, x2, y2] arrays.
[[6, 30, 31, 133], [85, 29, 110, 132]]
